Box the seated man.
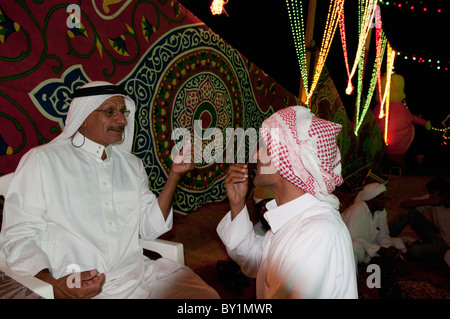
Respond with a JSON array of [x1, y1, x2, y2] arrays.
[[217, 105, 358, 298], [0, 81, 219, 299], [342, 183, 405, 264], [389, 178, 450, 262]]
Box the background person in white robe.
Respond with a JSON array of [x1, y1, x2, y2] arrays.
[[0, 81, 219, 299], [389, 178, 450, 262], [342, 183, 405, 264], [217, 105, 358, 299]]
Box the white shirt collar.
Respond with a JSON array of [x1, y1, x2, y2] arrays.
[[72, 132, 111, 161], [264, 193, 321, 233]]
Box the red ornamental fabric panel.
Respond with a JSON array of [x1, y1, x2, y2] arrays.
[[0, 0, 297, 214]]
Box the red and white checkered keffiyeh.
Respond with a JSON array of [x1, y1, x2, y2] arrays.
[[260, 106, 343, 208]]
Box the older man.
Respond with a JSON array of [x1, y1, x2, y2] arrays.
[[0, 81, 219, 299], [217, 105, 357, 299]]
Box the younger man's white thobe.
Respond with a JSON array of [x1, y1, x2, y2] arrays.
[[217, 193, 358, 299]]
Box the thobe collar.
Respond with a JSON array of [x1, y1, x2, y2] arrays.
[[72, 131, 112, 161], [263, 193, 321, 233]]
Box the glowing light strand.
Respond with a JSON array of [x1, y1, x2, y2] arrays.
[[431, 114, 450, 146], [354, 50, 366, 127], [306, 0, 345, 103], [375, 3, 384, 104], [380, 43, 397, 144], [286, 0, 309, 98], [286, 0, 344, 105], [338, 6, 350, 79], [345, 0, 377, 95], [354, 1, 385, 135], [396, 52, 449, 71], [353, 0, 369, 127], [354, 33, 387, 135]]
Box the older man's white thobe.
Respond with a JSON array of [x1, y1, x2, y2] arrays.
[[0, 133, 218, 298]]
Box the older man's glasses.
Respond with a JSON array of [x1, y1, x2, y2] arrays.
[[95, 108, 131, 118]]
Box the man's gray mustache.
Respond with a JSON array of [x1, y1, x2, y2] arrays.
[[108, 125, 125, 132]]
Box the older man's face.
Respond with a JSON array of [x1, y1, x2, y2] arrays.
[[83, 96, 127, 146]]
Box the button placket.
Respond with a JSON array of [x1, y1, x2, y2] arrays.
[[98, 164, 118, 266]]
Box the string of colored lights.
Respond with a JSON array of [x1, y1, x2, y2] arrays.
[[432, 126, 449, 146], [378, 43, 395, 119], [378, 0, 448, 71], [338, 9, 351, 79], [378, 0, 444, 14], [285, 0, 309, 99], [346, 0, 369, 128], [285, 0, 446, 147], [306, 0, 345, 103], [375, 3, 384, 104], [286, 0, 345, 105], [354, 50, 365, 127], [345, 0, 377, 95], [431, 114, 450, 145], [353, 1, 386, 135], [354, 34, 387, 135], [353, 0, 365, 124], [396, 52, 449, 71], [378, 43, 397, 144]]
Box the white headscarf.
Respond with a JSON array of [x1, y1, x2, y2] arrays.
[[51, 81, 136, 152], [260, 106, 343, 208], [354, 183, 386, 203]]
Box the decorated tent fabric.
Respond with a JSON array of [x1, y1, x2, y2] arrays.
[[0, 0, 298, 214]]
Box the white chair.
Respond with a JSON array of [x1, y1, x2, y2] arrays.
[[0, 172, 184, 299]]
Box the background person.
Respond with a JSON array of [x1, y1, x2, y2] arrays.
[[342, 183, 406, 265], [389, 178, 450, 262]]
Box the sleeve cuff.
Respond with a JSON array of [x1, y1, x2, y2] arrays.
[[140, 200, 173, 240], [216, 206, 254, 251]]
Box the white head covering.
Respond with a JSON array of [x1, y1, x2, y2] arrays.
[[51, 81, 135, 152], [354, 183, 386, 203], [260, 105, 343, 208]]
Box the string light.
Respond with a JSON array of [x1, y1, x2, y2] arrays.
[[378, 43, 396, 144], [379, 0, 444, 14], [431, 114, 450, 146], [375, 3, 384, 104], [354, 34, 387, 135], [306, 0, 345, 103], [396, 52, 449, 71], [286, 0, 344, 105], [353, 1, 386, 135], [345, 0, 377, 95], [286, 0, 308, 101], [338, 8, 351, 79]]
